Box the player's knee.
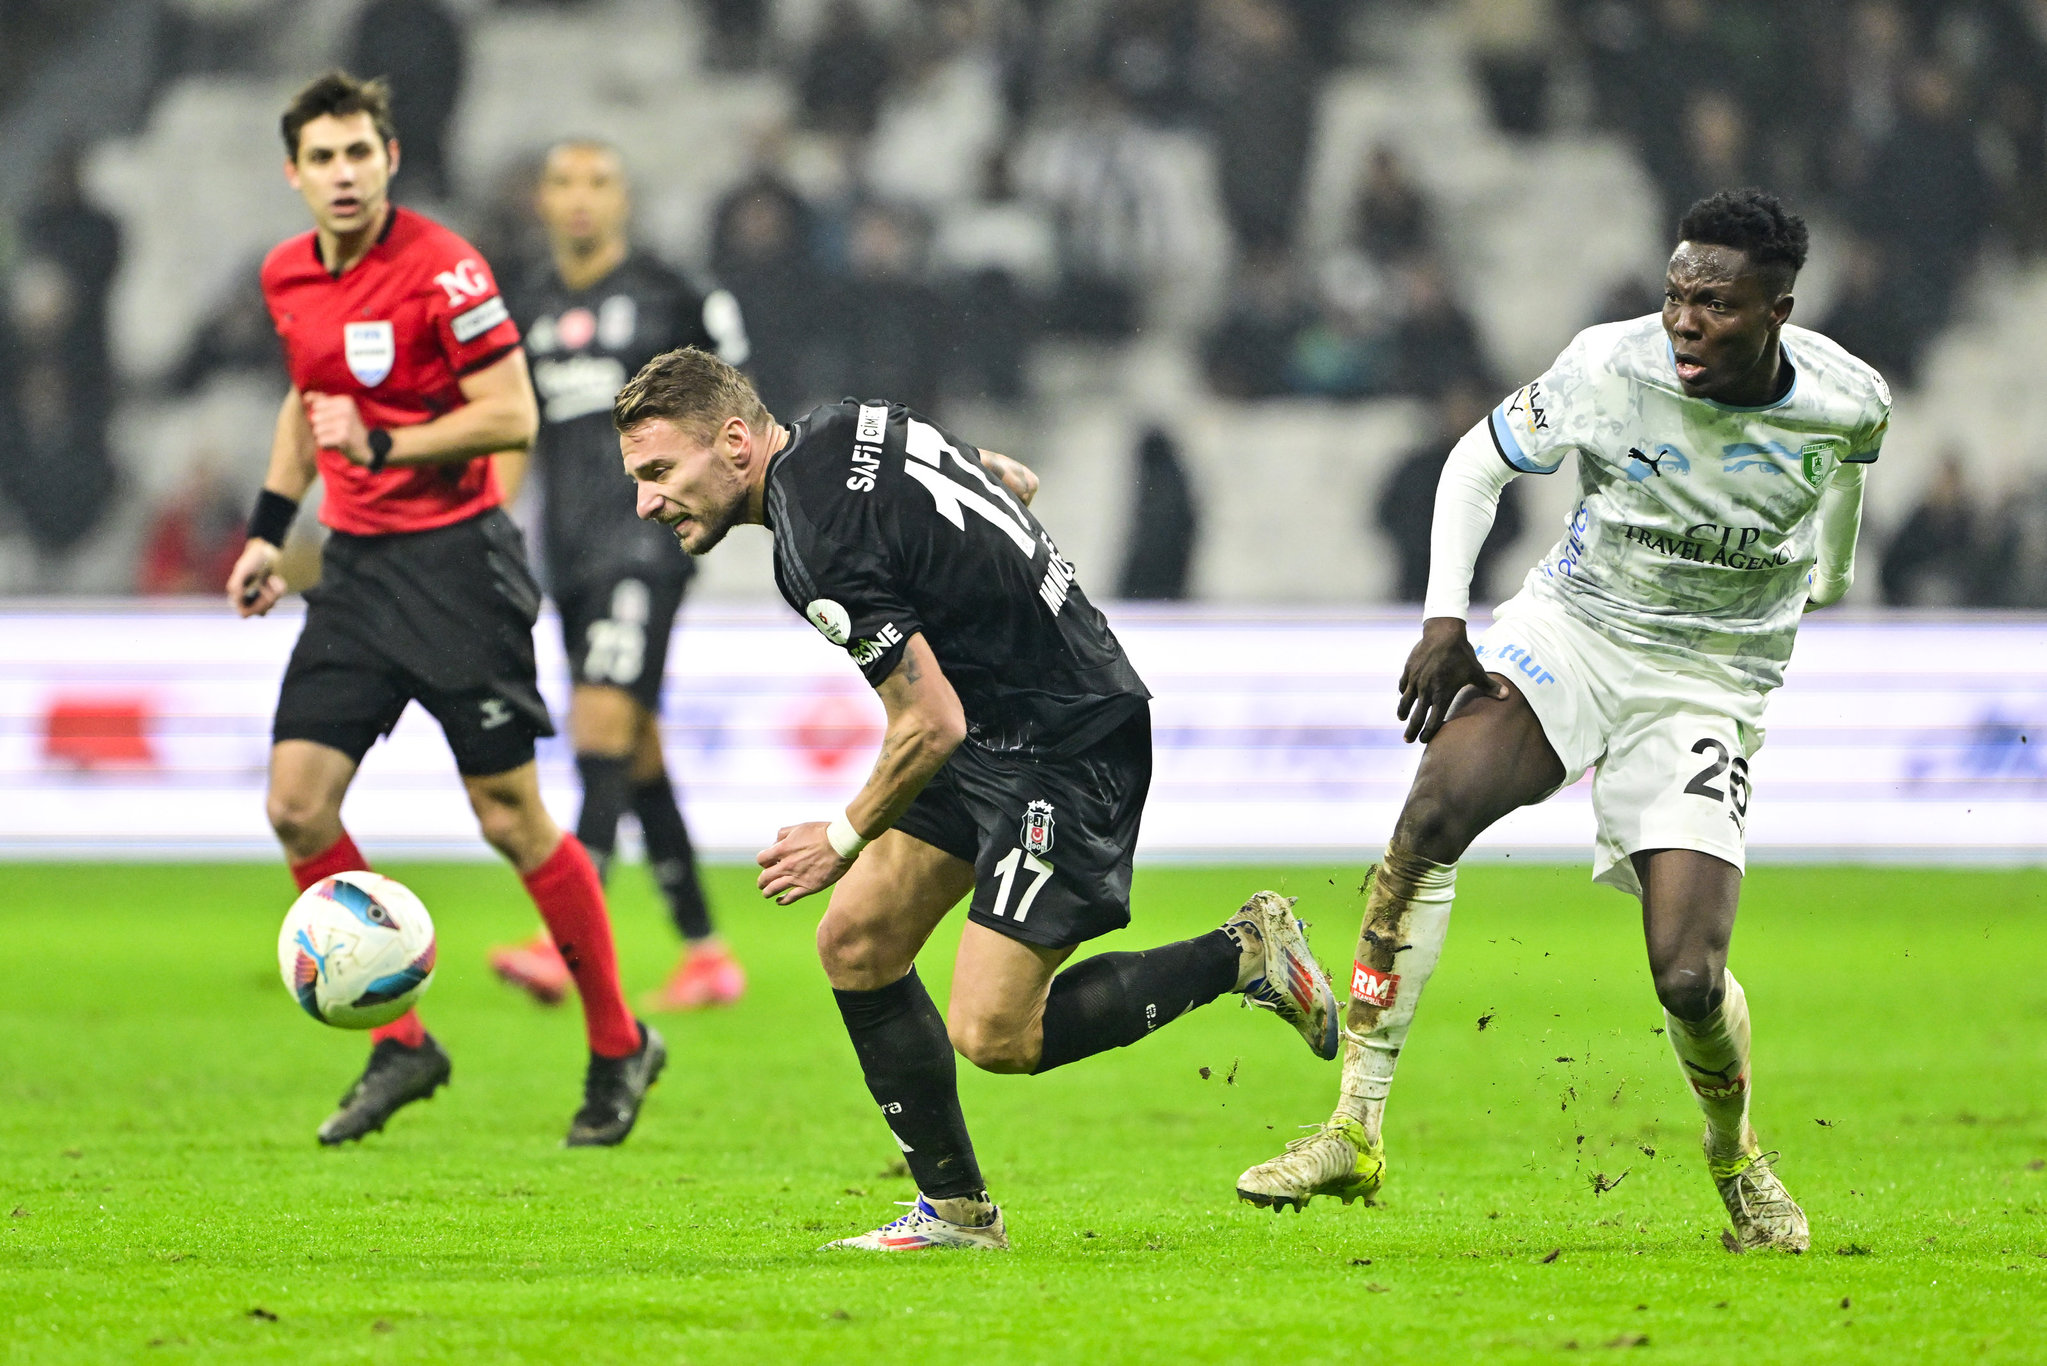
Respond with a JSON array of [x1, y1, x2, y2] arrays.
[[266, 787, 337, 850], [815, 915, 906, 989], [1652, 958, 1726, 1022], [1392, 791, 1471, 864], [469, 789, 549, 866], [948, 1014, 1038, 1074]]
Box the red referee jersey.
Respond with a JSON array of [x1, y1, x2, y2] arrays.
[[261, 206, 523, 536]]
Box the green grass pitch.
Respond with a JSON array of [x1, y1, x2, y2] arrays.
[[3, 861, 2044, 1363]]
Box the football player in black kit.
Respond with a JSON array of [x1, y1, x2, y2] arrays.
[[614, 347, 1342, 1250], [489, 141, 752, 1012]]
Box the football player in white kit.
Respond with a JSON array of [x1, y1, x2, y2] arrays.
[[1236, 190, 1890, 1253]]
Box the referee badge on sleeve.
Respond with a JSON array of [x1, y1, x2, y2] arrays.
[[1020, 800, 1056, 857], [344, 321, 395, 386]]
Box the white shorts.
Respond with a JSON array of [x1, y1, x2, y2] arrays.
[[1474, 592, 1768, 898]]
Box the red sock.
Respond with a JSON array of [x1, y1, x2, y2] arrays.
[[522, 834, 639, 1058], [289, 832, 428, 1049], [289, 830, 369, 891]]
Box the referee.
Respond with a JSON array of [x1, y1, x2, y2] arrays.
[[226, 72, 661, 1148]]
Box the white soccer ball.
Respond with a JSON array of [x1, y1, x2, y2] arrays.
[[277, 871, 437, 1029]]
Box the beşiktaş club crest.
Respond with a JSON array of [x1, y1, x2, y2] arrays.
[[344, 321, 395, 387], [1020, 800, 1056, 857]]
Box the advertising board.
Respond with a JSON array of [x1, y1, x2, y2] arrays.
[[2, 604, 2041, 863]]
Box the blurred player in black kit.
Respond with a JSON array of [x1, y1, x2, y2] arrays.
[[615, 349, 1342, 1250], [488, 141, 753, 1012]]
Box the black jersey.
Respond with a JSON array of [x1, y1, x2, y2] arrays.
[[766, 400, 1149, 756], [511, 252, 748, 591]]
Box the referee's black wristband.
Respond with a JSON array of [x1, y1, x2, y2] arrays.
[[248, 489, 300, 548]]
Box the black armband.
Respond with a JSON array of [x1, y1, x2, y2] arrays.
[[248, 489, 300, 548], [366, 427, 394, 473]]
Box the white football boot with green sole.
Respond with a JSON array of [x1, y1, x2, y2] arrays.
[[1708, 1130, 1809, 1252], [1236, 1113, 1385, 1212]]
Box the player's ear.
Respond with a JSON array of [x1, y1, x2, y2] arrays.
[[1771, 291, 1794, 328], [284, 157, 301, 190], [385, 139, 401, 177]]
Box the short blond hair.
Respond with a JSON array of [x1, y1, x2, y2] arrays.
[[613, 346, 769, 443]]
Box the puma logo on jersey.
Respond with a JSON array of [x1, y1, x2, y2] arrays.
[[1624, 444, 1689, 481]]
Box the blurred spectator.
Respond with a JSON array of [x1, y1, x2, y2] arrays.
[[1390, 259, 1492, 399], [0, 259, 119, 558], [1976, 475, 2047, 608], [22, 146, 120, 415], [824, 201, 946, 414], [933, 151, 1053, 402], [710, 164, 819, 415], [168, 264, 283, 395], [1197, 0, 1317, 254], [797, 0, 892, 137], [1015, 82, 1169, 339], [1374, 383, 1525, 604], [1592, 274, 1663, 324], [704, 0, 768, 68], [1851, 62, 1987, 341], [136, 456, 245, 594], [348, 0, 467, 202], [466, 152, 551, 290], [1091, 0, 1201, 127], [1116, 426, 1201, 600], [1465, 0, 1554, 136], [1879, 453, 1990, 606], [1658, 90, 1757, 231], [1202, 248, 1313, 398], [864, 1, 1009, 210], [1816, 234, 1918, 388], [1350, 145, 1434, 268], [1, 150, 122, 560]]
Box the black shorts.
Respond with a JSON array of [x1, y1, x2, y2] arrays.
[[894, 706, 1152, 950], [273, 509, 555, 777], [555, 570, 689, 713]]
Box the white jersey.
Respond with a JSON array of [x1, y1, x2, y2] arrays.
[[1489, 315, 1891, 692]]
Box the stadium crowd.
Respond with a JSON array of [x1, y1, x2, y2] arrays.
[[2, 0, 2046, 602]]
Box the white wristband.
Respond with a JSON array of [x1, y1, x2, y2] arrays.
[[826, 816, 870, 860]]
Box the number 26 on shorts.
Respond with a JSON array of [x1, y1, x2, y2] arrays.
[[1684, 737, 1750, 819]]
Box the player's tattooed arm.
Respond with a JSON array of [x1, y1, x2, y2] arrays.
[[756, 633, 965, 905], [305, 350, 540, 469], [1397, 617, 1509, 744], [979, 450, 1039, 506], [228, 389, 319, 618]]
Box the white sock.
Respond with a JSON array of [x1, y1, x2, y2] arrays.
[[1665, 969, 1753, 1165], [1334, 849, 1456, 1146]]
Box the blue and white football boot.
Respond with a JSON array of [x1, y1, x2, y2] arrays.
[[823, 1195, 1009, 1252]]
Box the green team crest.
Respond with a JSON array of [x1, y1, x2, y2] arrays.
[[1800, 442, 1832, 488]]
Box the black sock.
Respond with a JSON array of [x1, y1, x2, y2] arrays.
[[833, 969, 984, 1199], [632, 773, 713, 941], [1034, 929, 1241, 1073], [573, 753, 632, 883]]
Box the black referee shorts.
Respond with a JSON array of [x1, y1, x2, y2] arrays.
[[894, 706, 1152, 951], [273, 509, 555, 778], [555, 570, 689, 714]]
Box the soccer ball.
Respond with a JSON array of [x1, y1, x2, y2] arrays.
[[277, 872, 437, 1028]]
